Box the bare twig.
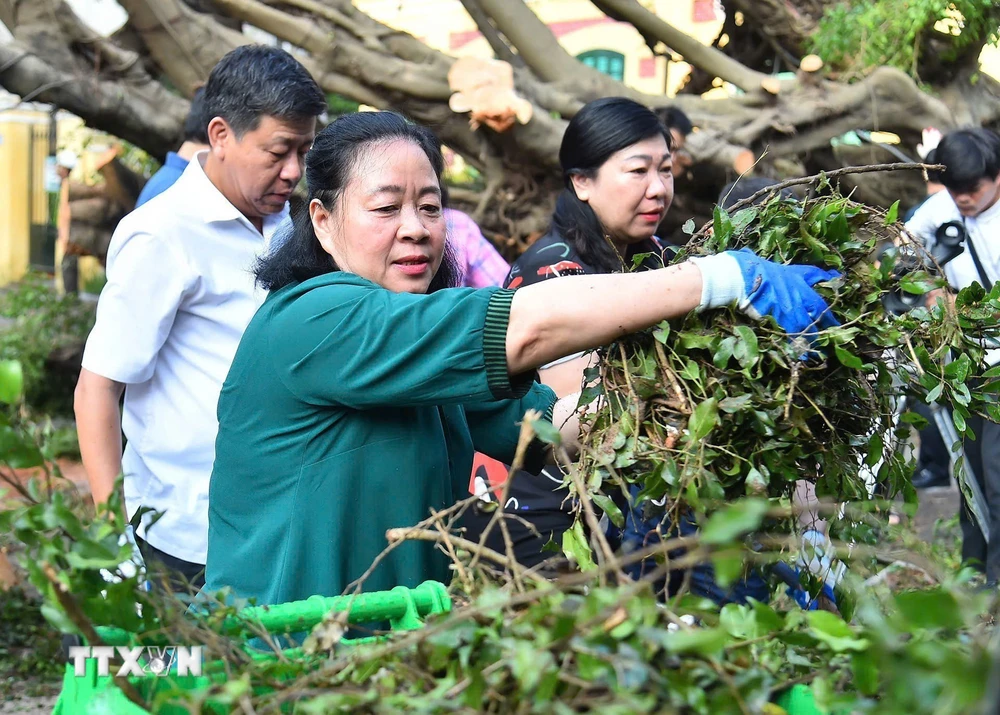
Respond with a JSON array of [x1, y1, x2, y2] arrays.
[[385, 527, 549, 586]]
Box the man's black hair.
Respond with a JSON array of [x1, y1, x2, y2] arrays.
[[717, 177, 794, 211], [181, 88, 210, 144], [924, 147, 943, 185], [655, 106, 693, 137], [203, 45, 327, 137], [935, 127, 1000, 193]]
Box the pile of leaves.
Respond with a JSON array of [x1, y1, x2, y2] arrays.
[[572, 187, 1000, 559], [4, 186, 1000, 713]]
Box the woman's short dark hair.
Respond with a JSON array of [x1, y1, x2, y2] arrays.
[[935, 128, 1000, 193], [256, 112, 459, 292], [553, 97, 671, 274]]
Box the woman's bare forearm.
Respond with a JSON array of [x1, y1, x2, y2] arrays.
[[505, 262, 703, 374]]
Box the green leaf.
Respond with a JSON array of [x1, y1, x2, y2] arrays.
[[752, 600, 784, 633], [953, 409, 967, 434], [944, 353, 972, 382], [687, 397, 719, 443], [663, 626, 729, 656], [682, 218, 696, 236], [733, 327, 759, 369], [591, 493, 624, 528], [807, 610, 869, 652], [834, 346, 864, 369], [653, 321, 671, 344], [701, 499, 769, 545], [731, 208, 758, 234], [718, 393, 753, 414], [926, 383, 944, 403], [899, 410, 930, 430], [561, 520, 596, 571], [0, 361, 23, 405], [884, 200, 899, 225], [511, 641, 553, 691], [894, 588, 964, 630], [864, 431, 884, 468], [679, 359, 701, 383], [712, 553, 743, 588], [713, 337, 735, 369], [529, 418, 562, 446], [852, 650, 879, 696], [713, 206, 733, 243]]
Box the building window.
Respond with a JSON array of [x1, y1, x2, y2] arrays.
[[576, 50, 625, 82]]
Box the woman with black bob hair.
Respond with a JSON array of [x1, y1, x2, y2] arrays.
[[206, 109, 838, 607]]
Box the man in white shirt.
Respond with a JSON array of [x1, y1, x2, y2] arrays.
[[73, 45, 327, 589], [904, 127, 1000, 584]]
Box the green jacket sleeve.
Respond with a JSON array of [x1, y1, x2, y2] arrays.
[[267, 275, 533, 409], [463, 382, 557, 475]]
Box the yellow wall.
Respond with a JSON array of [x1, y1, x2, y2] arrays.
[[0, 110, 49, 286], [355, 0, 723, 96]]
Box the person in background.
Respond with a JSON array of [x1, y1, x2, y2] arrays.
[[904, 128, 952, 490], [442, 187, 509, 287], [717, 176, 795, 212], [134, 88, 211, 208], [654, 105, 694, 173], [904, 127, 1000, 582], [54, 149, 79, 294], [73, 45, 327, 591]]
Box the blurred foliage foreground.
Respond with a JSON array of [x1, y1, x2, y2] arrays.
[[2, 182, 1000, 713]]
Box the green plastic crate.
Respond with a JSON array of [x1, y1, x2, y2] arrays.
[[52, 581, 451, 715]]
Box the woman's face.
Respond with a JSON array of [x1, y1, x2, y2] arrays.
[[311, 139, 446, 294], [571, 134, 674, 245]]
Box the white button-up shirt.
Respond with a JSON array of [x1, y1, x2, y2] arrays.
[[905, 189, 1000, 364], [82, 153, 288, 564]]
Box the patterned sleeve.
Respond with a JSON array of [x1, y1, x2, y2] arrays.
[[504, 236, 590, 289]]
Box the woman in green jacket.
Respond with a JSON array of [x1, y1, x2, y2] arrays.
[[204, 111, 839, 606]]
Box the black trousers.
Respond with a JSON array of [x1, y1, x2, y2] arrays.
[[134, 535, 205, 593], [913, 400, 950, 480], [959, 415, 1000, 583]]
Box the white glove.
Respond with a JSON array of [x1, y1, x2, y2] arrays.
[[100, 525, 148, 590], [798, 529, 846, 590]]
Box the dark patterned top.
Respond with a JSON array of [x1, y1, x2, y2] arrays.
[[460, 231, 674, 568]]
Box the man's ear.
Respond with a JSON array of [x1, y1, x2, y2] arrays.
[[570, 173, 591, 202], [206, 117, 231, 159]]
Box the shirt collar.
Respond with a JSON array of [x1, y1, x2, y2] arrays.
[[185, 151, 290, 238]]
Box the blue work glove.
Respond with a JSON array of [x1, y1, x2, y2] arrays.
[[690, 248, 840, 336], [786, 576, 838, 611]]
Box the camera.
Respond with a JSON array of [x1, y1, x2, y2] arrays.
[[881, 220, 967, 315]]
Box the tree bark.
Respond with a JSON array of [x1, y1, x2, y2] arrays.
[[1, 0, 997, 244], [589, 0, 769, 94], [0, 43, 186, 157], [457, 0, 525, 68]]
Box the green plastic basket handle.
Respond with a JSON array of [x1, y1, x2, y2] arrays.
[[94, 580, 451, 646]]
